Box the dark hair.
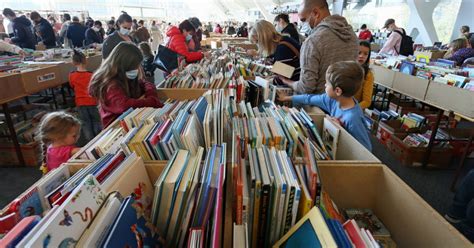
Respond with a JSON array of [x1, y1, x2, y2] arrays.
[[461, 25, 470, 33], [243, 22, 248, 27], [274, 14, 290, 24], [89, 42, 144, 102], [2, 8, 15, 17], [94, 20, 102, 27], [30, 11, 41, 20], [107, 20, 115, 25], [326, 61, 365, 97], [72, 16, 80, 22], [359, 41, 371, 79], [63, 13, 71, 21], [179, 20, 195, 34], [72, 49, 86, 64], [139, 42, 153, 58], [117, 11, 133, 25], [360, 24, 367, 30]]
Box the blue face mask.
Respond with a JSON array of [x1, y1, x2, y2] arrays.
[[126, 69, 139, 79], [186, 34, 193, 42]]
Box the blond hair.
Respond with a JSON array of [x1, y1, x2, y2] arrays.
[[326, 61, 365, 97], [249, 20, 282, 57], [38, 112, 81, 164]]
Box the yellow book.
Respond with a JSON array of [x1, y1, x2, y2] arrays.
[[295, 165, 314, 220]]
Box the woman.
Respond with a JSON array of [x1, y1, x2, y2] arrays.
[[249, 20, 300, 81], [446, 38, 474, 66], [166, 20, 208, 63], [214, 24, 222, 34], [150, 20, 164, 52], [355, 41, 374, 109], [102, 12, 133, 59], [89, 42, 163, 127]]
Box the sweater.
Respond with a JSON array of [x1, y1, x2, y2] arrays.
[[34, 18, 56, 48], [292, 94, 372, 151], [99, 79, 163, 127], [358, 30, 372, 41], [102, 31, 126, 59], [380, 29, 403, 56], [166, 26, 203, 63], [447, 48, 474, 66], [66, 22, 87, 48], [354, 70, 374, 109], [292, 15, 358, 94]]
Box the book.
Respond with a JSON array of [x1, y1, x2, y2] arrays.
[[233, 223, 249, 248], [271, 61, 295, 79], [0, 215, 40, 248], [322, 118, 341, 160], [102, 195, 162, 247], [343, 219, 367, 248], [343, 208, 390, 239], [273, 207, 337, 248]]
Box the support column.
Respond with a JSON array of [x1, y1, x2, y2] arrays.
[[406, 0, 440, 45]]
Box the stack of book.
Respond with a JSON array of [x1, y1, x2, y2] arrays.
[[152, 145, 226, 247], [401, 112, 425, 129]]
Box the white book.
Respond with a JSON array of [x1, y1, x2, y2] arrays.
[[76, 192, 123, 247], [241, 156, 249, 226], [16, 205, 60, 247], [360, 228, 375, 248], [100, 153, 138, 192], [233, 223, 248, 248], [36, 164, 70, 210]]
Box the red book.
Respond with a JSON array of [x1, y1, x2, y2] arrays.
[[0, 212, 18, 235], [234, 157, 243, 225], [151, 119, 172, 145], [52, 192, 71, 207], [0, 215, 40, 247], [96, 153, 126, 183], [119, 120, 129, 133], [343, 219, 367, 248]]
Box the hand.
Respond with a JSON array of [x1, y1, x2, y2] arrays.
[[18, 49, 26, 57], [278, 76, 295, 86], [277, 90, 292, 102], [202, 51, 211, 58]]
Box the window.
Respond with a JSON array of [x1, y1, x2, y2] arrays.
[[432, 0, 462, 44]]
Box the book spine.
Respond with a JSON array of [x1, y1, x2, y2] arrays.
[[258, 185, 270, 247], [284, 186, 295, 234], [251, 181, 261, 248], [235, 181, 243, 225]]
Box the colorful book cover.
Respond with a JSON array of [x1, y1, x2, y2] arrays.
[[102, 196, 162, 248], [24, 175, 107, 248], [0, 215, 40, 248], [11, 187, 44, 220]]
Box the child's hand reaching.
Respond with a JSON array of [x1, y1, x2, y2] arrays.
[[277, 90, 292, 102]]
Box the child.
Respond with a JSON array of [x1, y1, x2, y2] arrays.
[[278, 61, 372, 151], [69, 49, 102, 143], [138, 42, 156, 83], [89, 41, 163, 128], [355, 41, 374, 109], [38, 112, 81, 174]]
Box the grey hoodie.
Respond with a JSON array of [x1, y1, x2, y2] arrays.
[[293, 15, 358, 94]]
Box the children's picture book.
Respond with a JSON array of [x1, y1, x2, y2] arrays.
[[343, 208, 390, 239], [0, 215, 40, 248], [322, 118, 341, 160]]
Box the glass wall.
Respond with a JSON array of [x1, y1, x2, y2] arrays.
[[432, 0, 462, 44]]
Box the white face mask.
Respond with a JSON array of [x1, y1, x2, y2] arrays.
[[119, 27, 130, 36], [92, 27, 100, 32], [126, 69, 139, 79], [186, 34, 193, 42], [275, 25, 283, 33]]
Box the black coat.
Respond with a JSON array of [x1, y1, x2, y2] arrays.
[[10, 16, 37, 49], [85, 28, 103, 45], [282, 24, 300, 44], [35, 18, 56, 48]]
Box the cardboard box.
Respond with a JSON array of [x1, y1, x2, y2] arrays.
[[319, 163, 471, 247], [156, 88, 208, 101], [392, 72, 430, 101], [372, 65, 396, 88], [86, 55, 102, 72], [0, 73, 27, 104], [0, 141, 41, 167], [305, 106, 380, 163], [20, 65, 62, 94], [425, 81, 474, 118]]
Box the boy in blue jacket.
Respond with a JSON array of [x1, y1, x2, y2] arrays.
[[278, 61, 372, 151]]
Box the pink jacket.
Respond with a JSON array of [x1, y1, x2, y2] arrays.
[[380, 29, 402, 56]]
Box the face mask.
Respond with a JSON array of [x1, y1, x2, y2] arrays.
[[275, 25, 283, 33], [186, 34, 193, 42], [126, 69, 139, 79], [92, 27, 100, 32], [119, 27, 130, 36]]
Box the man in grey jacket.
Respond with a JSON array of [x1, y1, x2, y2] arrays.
[[282, 0, 358, 94]]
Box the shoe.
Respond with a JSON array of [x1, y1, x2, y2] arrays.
[[445, 214, 463, 224]]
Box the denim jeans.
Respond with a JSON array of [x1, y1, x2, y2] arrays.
[[449, 169, 474, 241], [78, 105, 102, 143]]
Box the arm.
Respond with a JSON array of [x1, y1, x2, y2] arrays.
[[71, 147, 81, 156], [105, 82, 162, 114], [292, 39, 322, 94], [291, 94, 333, 113], [0, 40, 23, 54], [10, 24, 26, 44], [171, 36, 203, 62], [359, 71, 374, 109]]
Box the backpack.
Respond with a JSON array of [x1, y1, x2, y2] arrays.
[[392, 29, 414, 56]]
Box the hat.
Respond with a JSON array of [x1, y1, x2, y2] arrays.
[[188, 17, 202, 30], [383, 18, 395, 29]]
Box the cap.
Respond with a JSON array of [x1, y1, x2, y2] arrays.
[[383, 18, 395, 29], [188, 17, 202, 30]]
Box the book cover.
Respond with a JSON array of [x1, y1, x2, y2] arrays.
[[343, 209, 390, 238], [0, 215, 40, 248], [102, 196, 162, 248]]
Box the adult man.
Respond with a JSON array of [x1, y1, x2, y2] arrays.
[[282, 0, 358, 94], [30, 11, 56, 48], [274, 13, 300, 44], [66, 16, 87, 48], [379, 18, 404, 56], [59, 14, 72, 47], [2, 8, 36, 49], [85, 21, 104, 46]]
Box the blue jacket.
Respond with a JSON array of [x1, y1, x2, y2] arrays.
[[10, 16, 37, 49], [66, 22, 87, 48], [35, 18, 56, 48]]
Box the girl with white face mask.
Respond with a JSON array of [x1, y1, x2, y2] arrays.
[[102, 11, 133, 59], [89, 42, 163, 128]]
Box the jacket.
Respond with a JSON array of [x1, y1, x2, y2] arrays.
[[35, 18, 56, 48], [10, 16, 36, 49], [85, 28, 103, 45], [135, 27, 151, 42], [166, 26, 203, 63], [271, 36, 301, 81], [354, 70, 374, 109], [99, 79, 163, 127], [358, 30, 372, 41], [292, 15, 358, 94], [447, 48, 474, 66], [102, 31, 126, 59], [380, 28, 402, 56], [69, 70, 97, 106], [66, 22, 87, 48], [281, 24, 300, 44]]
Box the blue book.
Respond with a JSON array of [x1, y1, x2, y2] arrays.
[[191, 97, 208, 125], [102, 196, 161, 248]]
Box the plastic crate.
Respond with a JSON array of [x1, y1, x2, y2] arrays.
[[386, 133, 453, 167]]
